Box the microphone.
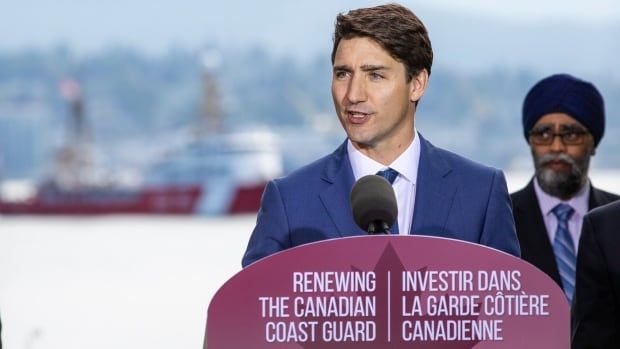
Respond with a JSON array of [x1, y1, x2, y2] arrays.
[[350, 175, 398, 234]]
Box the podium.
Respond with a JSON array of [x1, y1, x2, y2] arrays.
[[205, 236, 569, 348]]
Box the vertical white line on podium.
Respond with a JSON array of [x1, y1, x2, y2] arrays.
[[387, 271, 391, 342]]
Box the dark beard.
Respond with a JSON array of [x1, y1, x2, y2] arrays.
[[534, 153, 590, 200]]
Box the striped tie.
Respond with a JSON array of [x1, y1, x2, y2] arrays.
[[376, 168, 399, 234], [551, 203, 576, 303]]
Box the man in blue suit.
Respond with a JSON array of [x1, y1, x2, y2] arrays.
[[242, 3, 520, 267]]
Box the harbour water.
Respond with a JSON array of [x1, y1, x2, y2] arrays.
[[0, 215, 255, 349], [1, 170, 618, 349]]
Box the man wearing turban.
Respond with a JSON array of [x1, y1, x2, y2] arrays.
[[510, 74, 619, 305]]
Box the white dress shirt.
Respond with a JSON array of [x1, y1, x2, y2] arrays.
[[347, 130, 421, 235], [533, 178, 590, 251]]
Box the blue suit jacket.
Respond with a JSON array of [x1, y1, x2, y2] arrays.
[[242, 134, 520, 267]]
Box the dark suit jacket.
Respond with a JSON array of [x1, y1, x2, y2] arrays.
[[242, 134, 520, 267], [511, 179, 619, 290], [572, 201, 620, 348]]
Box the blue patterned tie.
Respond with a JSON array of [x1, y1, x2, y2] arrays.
[[551, 203, 576, 303], [376, 168, 399, 234]]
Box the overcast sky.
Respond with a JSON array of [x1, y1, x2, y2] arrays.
[[2, 0, 619, 76]]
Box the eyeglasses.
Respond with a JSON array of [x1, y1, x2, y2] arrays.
[[528, 127, 589, 146]]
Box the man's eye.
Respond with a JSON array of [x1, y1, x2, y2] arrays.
[[533, 130, 551, 139], [334, 71, 349, 79], [369, 72, 383, 80], [564, 131, 579, 140]]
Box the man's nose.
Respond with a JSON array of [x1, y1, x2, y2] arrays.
[[345, 75, 367, 104], [549, 134, 567, 152]]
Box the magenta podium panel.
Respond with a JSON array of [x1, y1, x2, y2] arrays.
[[206, 236, 569, 348]]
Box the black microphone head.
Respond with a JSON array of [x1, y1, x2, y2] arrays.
[[350, 174, 398, 233]]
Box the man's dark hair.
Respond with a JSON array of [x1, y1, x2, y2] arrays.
[[331, 3, 433, 81]]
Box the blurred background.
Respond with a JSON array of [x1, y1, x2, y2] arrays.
[[0, 0, 619, 348]]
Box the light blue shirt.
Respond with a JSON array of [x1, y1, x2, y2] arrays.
[[533, 178, 590, 251], [347, 130, 421, 235]]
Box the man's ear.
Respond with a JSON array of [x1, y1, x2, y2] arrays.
[[410, 69, 429, 103]]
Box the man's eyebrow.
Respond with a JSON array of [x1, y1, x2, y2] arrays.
[[532, 123, 587, 131], [360, 64, 388, 71], [560, 123, 587, 131], [531, 124, 553, 131], [332, 64, 390, 72]]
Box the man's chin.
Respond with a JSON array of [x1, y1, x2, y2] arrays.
[[537, 168, 585, 199], [542, 167, 572, 178], [348, 133, 374, 147], [349, 139, 374, 151]]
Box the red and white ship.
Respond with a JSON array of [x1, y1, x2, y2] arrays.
[[0, 129, 281, 215], [0, 55, 283, 215]]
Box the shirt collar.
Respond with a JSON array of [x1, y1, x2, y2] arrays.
[[347, 129, 420, 185], [533, 177, 590, 219]]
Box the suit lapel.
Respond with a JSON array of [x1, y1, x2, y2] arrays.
[[588, 184, 615, 210], [513, 180, 562, 287], [411, 134, 457, 235], [319, 141, 363, 237], [588, 185, 601, 210]]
